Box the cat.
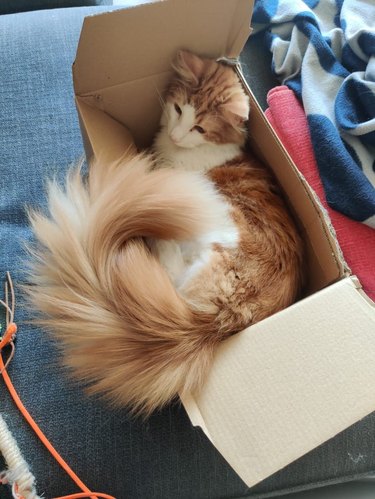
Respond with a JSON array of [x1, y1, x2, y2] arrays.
[[27, 51, 304, 417]]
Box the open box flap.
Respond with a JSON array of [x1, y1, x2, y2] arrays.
[[181, 277, 375, 487], [74, 0, 253, 96]]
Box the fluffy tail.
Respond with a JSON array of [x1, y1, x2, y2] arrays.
[[27, 154, 228, 415]]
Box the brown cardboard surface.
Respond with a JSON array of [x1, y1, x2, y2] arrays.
[[76, 74, 172, 149], [73, 0, 252, 147], [73, 0, 375, 488], [74, 0, 252, 95], [76, 97, 137, 163], [183, 277, 375, 487]]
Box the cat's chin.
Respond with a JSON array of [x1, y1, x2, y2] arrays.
[[169, 136, 225, 151], [173, 143, 196, 150], [168, 136, 197, 150]]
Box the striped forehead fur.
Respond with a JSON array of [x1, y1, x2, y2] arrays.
[[167, 51, 250, 145]]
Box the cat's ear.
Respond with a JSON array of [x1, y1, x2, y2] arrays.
[[173, 50, 205, 84], [222, 93, 250, 126]]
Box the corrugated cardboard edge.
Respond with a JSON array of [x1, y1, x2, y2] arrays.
[[183, 276, 375, 487], [75, 96, 137, 163], [73, 0, 253, 96], [237, 65, 350, 281], [179, 393, 213, 444]]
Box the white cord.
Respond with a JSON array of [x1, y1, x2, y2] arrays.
[[0, 414, 42, 499]]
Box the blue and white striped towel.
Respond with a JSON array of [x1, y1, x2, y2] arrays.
[[253, 0, 375, 228]]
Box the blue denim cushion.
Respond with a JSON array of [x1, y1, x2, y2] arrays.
[[0, 0, 112, 15]]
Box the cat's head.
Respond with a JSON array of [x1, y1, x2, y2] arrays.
[[161, 51, 250, 149]]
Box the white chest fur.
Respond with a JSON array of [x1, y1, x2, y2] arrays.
[[152, 121, 242, 290], [153, 126, 242, 173], [151, 136, 240, 289]]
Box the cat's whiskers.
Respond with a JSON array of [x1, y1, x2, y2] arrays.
[[155, 85, 166, 110]]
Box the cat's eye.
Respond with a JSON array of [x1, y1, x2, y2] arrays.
[[193, 125, 205, 134], [174, 103, 182, 115]]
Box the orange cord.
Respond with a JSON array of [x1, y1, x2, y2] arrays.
[[54, 494, 118, 499], [0, 322, 17, 349], [14, 483, 116, 499], [0, 274, 117, 499]]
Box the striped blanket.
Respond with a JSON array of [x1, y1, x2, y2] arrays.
[[253, 0, 375, 228]]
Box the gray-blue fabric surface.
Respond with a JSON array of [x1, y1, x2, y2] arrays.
[[0, 0, 112, 15], [1, 4, 375, 499]]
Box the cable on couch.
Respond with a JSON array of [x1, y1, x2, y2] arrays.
[[0, 272, 117, 499]]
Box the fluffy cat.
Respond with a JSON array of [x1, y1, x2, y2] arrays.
[[27, 51, 304, 416]]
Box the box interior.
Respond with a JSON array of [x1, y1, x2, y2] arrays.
[[74, 0, 252, 148], [74, 1, 348, 299]]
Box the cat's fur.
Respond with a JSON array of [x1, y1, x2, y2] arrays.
[[27, 51, 304, 416]]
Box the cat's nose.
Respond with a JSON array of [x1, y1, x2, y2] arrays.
[[170, 133, 180, 144]]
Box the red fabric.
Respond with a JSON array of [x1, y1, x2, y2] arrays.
[[265, 85, 375, 301]]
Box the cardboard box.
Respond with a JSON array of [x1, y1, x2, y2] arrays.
[[73, 0, 375, 487]]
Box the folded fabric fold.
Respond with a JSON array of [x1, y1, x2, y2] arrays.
[[253, 0, 375, 228], [265, 85, 375, 301]]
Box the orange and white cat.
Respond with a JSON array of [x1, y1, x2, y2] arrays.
[[28, 51, 304, 416]]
